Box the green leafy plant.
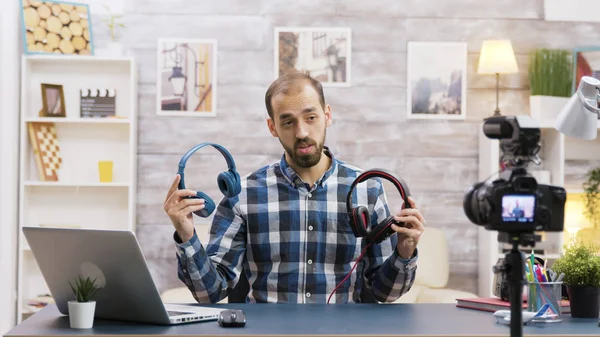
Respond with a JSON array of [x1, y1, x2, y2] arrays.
[[101, 4, 125, 42], [584, 168, 600, 229], [69, 276, 101, 303], [551, 240, 600, 287], [528, 49, 573, 97]]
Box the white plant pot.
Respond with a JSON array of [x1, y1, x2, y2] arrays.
[[95, 42, 125, 57], [68, 301, 96, 329], [529, 95, 570, 127]]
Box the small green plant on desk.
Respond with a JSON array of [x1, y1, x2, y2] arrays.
[[551, 240, 600, 318], [70, 276, 101, 302], [68, 276, 102, 329]]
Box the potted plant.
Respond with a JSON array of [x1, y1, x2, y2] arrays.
[[68, 275, 101, 329], [97, 4, 126, 56], [528, 48, 573, 126], [551, 240, 600, 318]]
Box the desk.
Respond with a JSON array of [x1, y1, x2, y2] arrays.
[[4, 303, 599, 337]]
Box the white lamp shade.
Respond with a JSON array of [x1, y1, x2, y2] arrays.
[[555, 76, 600, 140], [477, 40, 519, 75]]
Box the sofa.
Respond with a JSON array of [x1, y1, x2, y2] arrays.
[[161, 227, 478, 304], [390, 227, 478, 303]]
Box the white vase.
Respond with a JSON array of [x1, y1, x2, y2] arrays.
[[95, 42, 125, 57], [68, 301, 96, 329], [529, 95, 570, 127]]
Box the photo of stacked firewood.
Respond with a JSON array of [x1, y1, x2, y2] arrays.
[[22, 0, 93, 55]]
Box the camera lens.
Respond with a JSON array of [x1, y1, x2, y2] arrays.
[[463, 182, 488, 226]]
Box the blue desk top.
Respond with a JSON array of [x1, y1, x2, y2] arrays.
[[4, 303, 599, 337]]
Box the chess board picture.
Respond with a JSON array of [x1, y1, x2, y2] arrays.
[[27, 122, 63, 181]]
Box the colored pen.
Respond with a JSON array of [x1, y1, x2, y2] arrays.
[[530, 251, 535, 276]]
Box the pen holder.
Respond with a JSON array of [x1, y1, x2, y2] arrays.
[[526, 281, 563, 323]]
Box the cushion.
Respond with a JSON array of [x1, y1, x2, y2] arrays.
[[413, 227, 449, 289]]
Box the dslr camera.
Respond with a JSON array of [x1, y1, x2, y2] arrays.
[[463, 115, 566, 234]]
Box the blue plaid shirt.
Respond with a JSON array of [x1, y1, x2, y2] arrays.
[[174, 147, 418, 303]]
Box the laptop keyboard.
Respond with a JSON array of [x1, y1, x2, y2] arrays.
[[167, 310, 194, 317]]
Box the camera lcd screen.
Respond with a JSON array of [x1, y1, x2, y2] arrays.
[[501, 195, 535, 223]]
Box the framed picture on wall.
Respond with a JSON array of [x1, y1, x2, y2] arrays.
[[406, 42, 467, 120], [156, 38, 217, 117], [573, 47, 600, 120], [573, 47, 600, 88], [275, 27, 351, 87], [21, 0, 94, 55]]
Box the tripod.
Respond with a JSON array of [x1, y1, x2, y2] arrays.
[[494, 232, 540, 337]]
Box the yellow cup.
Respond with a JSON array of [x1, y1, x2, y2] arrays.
[[98, 161, 113, 183]]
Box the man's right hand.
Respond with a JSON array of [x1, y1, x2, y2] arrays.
[[164, 174, 205, 243]]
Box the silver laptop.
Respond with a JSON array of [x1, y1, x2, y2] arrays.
[[22, 226, 226, 325]]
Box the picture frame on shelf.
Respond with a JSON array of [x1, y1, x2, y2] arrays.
[[20, 0, 94, 55], [274, 27, 352, 87], [406, 41, 467, 120], [572, 46, 600, 119], [40, 83, 66, 118], [156, 38, 217, 117]]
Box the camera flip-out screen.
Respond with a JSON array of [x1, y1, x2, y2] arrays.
[[501, 194, 535, 223]]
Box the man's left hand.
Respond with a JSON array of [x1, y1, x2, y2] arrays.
[[390, 196, 425, 259]]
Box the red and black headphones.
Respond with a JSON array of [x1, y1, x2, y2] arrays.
[[327, 168, 412, 303], [345, 168, 412, 245]]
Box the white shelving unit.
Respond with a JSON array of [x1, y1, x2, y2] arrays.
[[477, 118, 600, 297], [16, 55, 137, 323]]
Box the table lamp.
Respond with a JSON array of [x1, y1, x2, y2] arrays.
[[477, 40, 519, 116], [555, 76, 600, 140]]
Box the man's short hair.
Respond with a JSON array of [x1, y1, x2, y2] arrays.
[[265, 71, 326, 119]]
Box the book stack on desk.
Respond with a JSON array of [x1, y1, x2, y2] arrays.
[[456, 297, 570, 314]]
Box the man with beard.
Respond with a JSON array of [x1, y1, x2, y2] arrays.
[[164, 72, 426, 304]]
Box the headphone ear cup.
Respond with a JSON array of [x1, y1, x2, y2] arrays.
[[366, 216, 396, 245], [217, 170, 241, 198], [231, 170, 242, 196], [351, 206, 370, 237], [193, 191, 216, 217]]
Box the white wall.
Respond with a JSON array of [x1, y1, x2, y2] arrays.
[[0, 0, 21, 333]]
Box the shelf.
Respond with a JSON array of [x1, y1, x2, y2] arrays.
[[24, 117, 130, 124], [24, 181, 130, 187], [24, 55, 135, 63], [18, 55, 138, 324]]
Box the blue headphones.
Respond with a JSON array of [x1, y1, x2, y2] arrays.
[[177, 143, 242, 217]]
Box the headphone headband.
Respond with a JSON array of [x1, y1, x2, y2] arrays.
[[176, 142, 241, 218], [345, 168, 411, 215], [178, 142, 237, 172]]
